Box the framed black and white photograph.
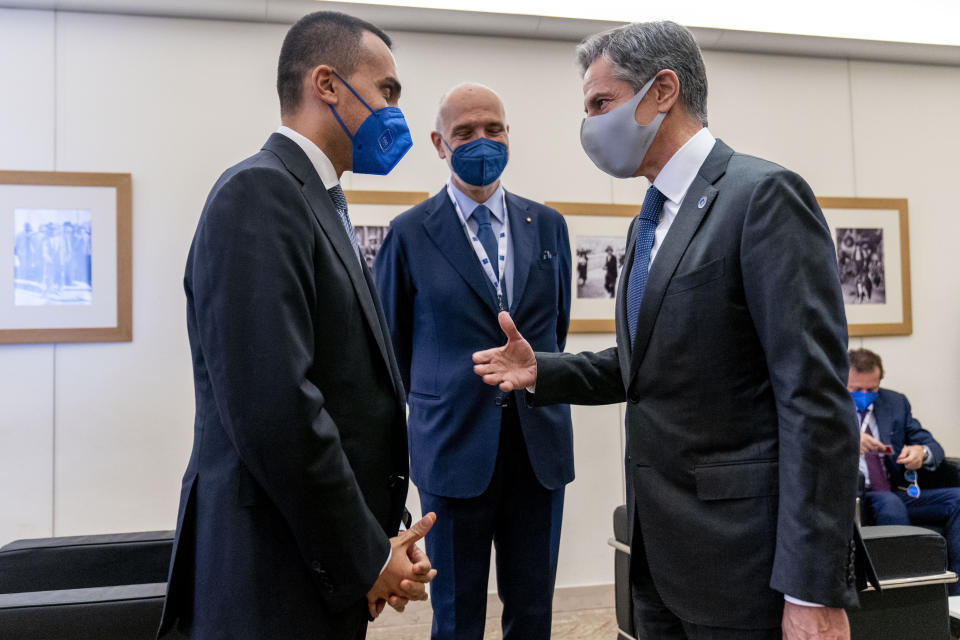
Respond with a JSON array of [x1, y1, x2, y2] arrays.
[[818, 197, 912, 336], [343, 190, 429, 273], [0, 171, 131, 344], [546, 201, 639, 333], [575, 235, 626, 300]]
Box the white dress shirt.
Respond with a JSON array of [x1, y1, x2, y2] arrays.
[[647, 127, 716, 267], [276, 125, 340, 188]]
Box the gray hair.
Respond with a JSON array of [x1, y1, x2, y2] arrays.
[[576, 21, 708, 127]]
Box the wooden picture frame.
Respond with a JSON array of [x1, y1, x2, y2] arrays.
[[817, 197, 912, 337], [547, 201, 640, 333], [0, 170, 132, 344], [342, 190, 429, 271]]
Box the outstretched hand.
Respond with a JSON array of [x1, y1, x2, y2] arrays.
[[472, 312, 537, 391], [366, 512, 438, 618]]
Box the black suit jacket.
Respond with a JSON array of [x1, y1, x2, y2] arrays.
[[533, 140, 860, 628], [158, 133, 408, 639]]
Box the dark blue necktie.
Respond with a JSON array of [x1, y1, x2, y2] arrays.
[[626, 186, 666, 343], [327, 184, 360, 261], [472, 204, 500, 281]]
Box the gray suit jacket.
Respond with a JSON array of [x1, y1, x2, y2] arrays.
[[533, 139, 860, 628]]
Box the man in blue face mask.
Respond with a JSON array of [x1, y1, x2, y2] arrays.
[[374, 83, 573, 640], [849, 348, 960, 594], [161, 12, 435, 640]]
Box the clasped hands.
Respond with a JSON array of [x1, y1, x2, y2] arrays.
[[366, 511, 438, 619], [860, 432, 924, 470]]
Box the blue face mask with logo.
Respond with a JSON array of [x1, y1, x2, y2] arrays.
[[444, 137, 508, 187], [328, 71, 412, 175], [851, 390, 879, 413]]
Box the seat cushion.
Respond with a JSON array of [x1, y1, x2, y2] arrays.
[[0, 531, 174, 594], [861, 525, 948, 581]]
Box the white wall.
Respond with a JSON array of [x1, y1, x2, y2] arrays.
[[1, 7, 958, 590]]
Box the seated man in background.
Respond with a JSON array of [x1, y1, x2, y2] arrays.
[[850, 347, 960, 593]]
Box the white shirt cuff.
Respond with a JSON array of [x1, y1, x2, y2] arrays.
[[526, 385, 536, 393], [784, 595, 824, 607], [379, 548, 392, 575]]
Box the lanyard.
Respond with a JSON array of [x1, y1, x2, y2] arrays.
[[858, 406, 874, 433], [446, 183, 509, 310]]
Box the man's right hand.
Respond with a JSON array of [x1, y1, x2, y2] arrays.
[[366, 512, 438, 618], [472, 312, 537, 391], [859, 431, 887, 455]]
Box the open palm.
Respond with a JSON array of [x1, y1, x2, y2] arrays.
[[472, 312, 537, 392]]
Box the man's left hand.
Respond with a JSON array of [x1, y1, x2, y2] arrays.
[[897, 444, 925, 470], [782, 602, 849, 640]]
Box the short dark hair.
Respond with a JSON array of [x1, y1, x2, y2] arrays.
[[277, 11, 392, 117], [848, 348, 884, 379]]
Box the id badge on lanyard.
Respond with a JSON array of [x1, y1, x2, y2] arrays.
[[446, 183, 509, 310]]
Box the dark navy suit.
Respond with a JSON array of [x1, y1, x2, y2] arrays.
[[159, 134, 408, 639], [864, 388, 960, 593], [373, 188, 573, 639]]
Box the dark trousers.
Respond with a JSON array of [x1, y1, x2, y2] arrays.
[[867, 487, 960, 594], [418, 404, 564, 640], [629, 513, 781, 640]]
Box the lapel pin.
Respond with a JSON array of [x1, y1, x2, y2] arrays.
[[698, 197, 707, 209], [526, 217, 532, 223], [542, 250, 552, 260]]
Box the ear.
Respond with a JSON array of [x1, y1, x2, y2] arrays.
[[309, 65, 338, 106], [430, 131, 446, 159], [652, 69, 681, 113]]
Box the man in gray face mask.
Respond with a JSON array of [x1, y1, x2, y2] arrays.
[[473, 20, 861, 640]]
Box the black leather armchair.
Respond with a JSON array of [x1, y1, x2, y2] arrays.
[[0, 531, 174, 640], [609, 506, 958, 640]]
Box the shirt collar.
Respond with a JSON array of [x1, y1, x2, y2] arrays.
[[448, 179, 506, 224], [276, 125, 339, 189], [653, 127, 716, 206]]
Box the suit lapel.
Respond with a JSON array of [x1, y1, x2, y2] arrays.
[[627, 140, 733, 386], [422, 190, 501, 312], [505, 192, 534, 313], [262, 133, 403, 396]]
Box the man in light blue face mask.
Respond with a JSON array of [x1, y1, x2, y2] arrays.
[[374, 83, 573, 640], [162, 12, 435, 640], [473, 19, 862, 640]]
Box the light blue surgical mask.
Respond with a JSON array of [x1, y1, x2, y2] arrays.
[[444, 137, 509, 187], [850, 391, 878, 413], [579, 75, 666, 179], [328, 71, 413, 175]]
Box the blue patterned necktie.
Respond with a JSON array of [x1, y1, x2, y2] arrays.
[[625, 186, 666, 343], [327, 184, 360, 261], [472, 204, 500, 281]]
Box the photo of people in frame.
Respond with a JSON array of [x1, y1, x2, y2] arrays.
[[576, 235, 625, 299], [14, 208, 92, 306], [836, 227, 885, 304]]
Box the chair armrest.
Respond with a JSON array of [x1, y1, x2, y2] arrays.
[[919, 456, 960, 489]]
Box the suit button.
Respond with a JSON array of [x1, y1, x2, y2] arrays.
[[629, 394, 640, 404]]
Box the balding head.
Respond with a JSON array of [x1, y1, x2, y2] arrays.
[[435, 83, 506, 133], [430, 83, 510, 196]]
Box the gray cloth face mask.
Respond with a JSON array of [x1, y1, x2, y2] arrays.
[[579, 76, 667, 179]]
